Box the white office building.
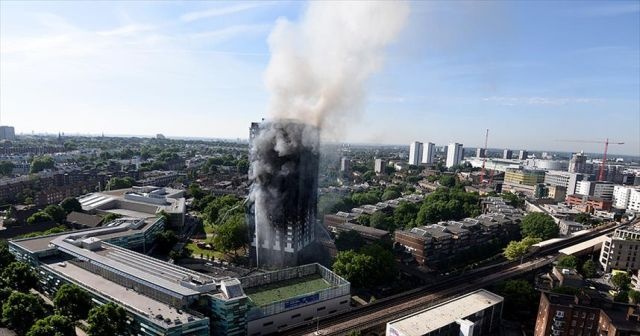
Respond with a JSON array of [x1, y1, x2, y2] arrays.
[[503, 149, 512, 159], [518, 150, 528, 160], [374, 158, 386, 174], [446, 143, 464, 168], [421, 142, 435, 164], [409, 142, 423, 166], [576, 181, 614, 200], [340, 157, 351, 173], [613, 185, 636, 210], [544, 171, 587, 195]]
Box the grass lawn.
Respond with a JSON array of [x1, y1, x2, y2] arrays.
[[185, 241, 225, 260], [245, 274, 332, 307]]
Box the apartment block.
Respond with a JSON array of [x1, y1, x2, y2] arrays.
[[599, 226, 640, 272]]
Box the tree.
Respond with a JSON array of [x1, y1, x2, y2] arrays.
[[154, 230, 178, 255], [370, 211, 394, 232], [495, 279, 538, 313], [384, 165, 395, 175], [27, 211, 54, 224], [30, 156, 55, 174], [439, 175, 456, 188], [53, 284, 93, 321], [381, 189, 401, 201], [503, 237, 541, 262], [574, 213, 592, 224], [0, 161, 14, 176], [393, 201, 419, 229], [1, 291, 49, 334], [520, 213, 558, 240], [27, 315, 75, 336], [502, 192, 524, 208], [557, 255, 578, 269], [356, 214, 370, 226], [106, 177, 134, 190], [60, 197, 83, 214], [202, 195, 240, 225], [86, 302, 128, 336], [611, 272, 631, 291], [0, 240, 15, 269], [236, 159, 250, 174], [332, 244, 395, 288], [213, 214, 248, 254], [1, 261, 38, 292], [334, 230, 365, 252], [581, 259, 597, 278], [629, 290, 640, 304], [44, 205, 67, 223], [102, 213, 121, 223], [613, 290, 629, 303], [188, 183, 207, 200]]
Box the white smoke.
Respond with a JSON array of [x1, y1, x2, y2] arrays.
[[264, 1, 410, 130]]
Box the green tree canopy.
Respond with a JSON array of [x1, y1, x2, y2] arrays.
[[106, 177, 135, 190], [332, 244, 395, 288], [495, 279, 538, 313], [102, 213, 122, 224], [1, 291, 49, 334], [629, 290, 640, 304], [611, 272, 631, 291], [415, 187, 480, 225], [0, 240, 16, 269], [503, 237, 541, 261], [556, 255, 579, 269], [44, 205, 67, 223], [501, 192, 524, 208], [520, 213, 558, 240], [60, 197, 83, 214], [393, 201, 419, 229], [236, 159, 250, 174], [27, 314, 75, 336], [154, 230, 178, 255], [27, 211, 54, 224], [213, 214, 248, 254], [1, 261, 38, 292], [86, 302, 128, 336], [381, 189, 401, 201], [30, 156, 55, 174], [356, 213, 370, 226], [439, 175, 456, 188], [202, 195, 241, 225], [370, 211, 394, 232], [53, 283, 93, 321], [334, 230, 365, 252], [581, 259, 597, 278], [0, 161, 14, 176]]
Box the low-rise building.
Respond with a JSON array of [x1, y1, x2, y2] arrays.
[[565, 194, 613, 212], [559, 220, 587, 236], [599, 226, 640, 272], [386, 289, 503, 336]]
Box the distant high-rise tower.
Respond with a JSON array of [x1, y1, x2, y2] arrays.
[[476, 148, 486, 158], [503, 149, 513, 159], [446, 143, 464, 168], [340, 157, 351, 173], [568, 151, 588, 174], [408, 141, 423, 165], [421, 142, 435, 164], [374, 158, 386, 174], [518, 150, 528, 160], [0, 126, 15, 140]]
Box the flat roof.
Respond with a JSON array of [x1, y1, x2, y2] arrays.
[[44, 261, 203, 327], [387, 290, 503, 336], [244, 274, 331, 307], [559, 235, 608, 256]]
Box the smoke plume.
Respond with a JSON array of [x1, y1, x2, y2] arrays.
[[264, 1, 410, 130]]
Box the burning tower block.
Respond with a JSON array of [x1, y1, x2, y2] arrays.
[[249, 120, 320, 268]]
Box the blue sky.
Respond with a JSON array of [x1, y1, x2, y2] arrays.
[[1, 1, 638, 155]]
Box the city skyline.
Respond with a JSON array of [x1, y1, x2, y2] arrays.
[[1, 1, 639, 155]]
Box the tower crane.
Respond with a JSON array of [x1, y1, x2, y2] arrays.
[[557, 138, 624, 181], [479, 129, 489, 183]]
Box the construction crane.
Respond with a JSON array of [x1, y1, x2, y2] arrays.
[[557, 138, 624, 181], [479, 129, 489, 183]]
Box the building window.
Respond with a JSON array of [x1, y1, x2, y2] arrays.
[[291, 314, 301, 319], [317, 307, 326, 311], [263, 321, 273, 327]]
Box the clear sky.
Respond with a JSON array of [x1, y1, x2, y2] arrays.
[[1, 1, 639, 155]]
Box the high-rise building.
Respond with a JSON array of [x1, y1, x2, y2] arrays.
[[599, 226, 640, 272], [421, 142, 435, 164], [568, 151, 588, 174], [518, 150, 528, 160], [374, 158, 386, 174], [576, 181, 614, 200], [408, 141, 423, 165], [446, 143, 463, 168], [0, 126, 15, 140], [544, 171, 586, 195], [340, 157, 351, 173], [476, 148, 486, 158], [503, 149, 513, 159], [612, 185, 638, 209]]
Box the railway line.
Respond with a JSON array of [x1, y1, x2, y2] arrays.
[[281, 223, 620, 336]]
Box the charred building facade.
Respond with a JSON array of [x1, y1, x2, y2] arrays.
[[248, 120, 320, 268]]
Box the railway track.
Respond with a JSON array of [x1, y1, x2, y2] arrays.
[[281, 224, 620, 336]]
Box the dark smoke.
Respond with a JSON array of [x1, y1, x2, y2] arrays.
[[249, 119, 319, 267]]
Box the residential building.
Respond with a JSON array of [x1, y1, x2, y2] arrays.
[[558, 220, 587, 236], [446, 143, 464, 168], [0, 126, 15, 140], [340, 157, 351, 173], [534, 292, 640, 336], [569, 152, 588, 174], [599, 226, 640, 272], [421, 142, 435, 164], [503, 149, 513, 159], [476, 148, 486, 158], [409, 142, 423, 165], [548, 185, 568, 202], [545, 171, 588, 195], [613, 185, 640, 211], [374, 158, 386, 174], [137, 170, 183, 187], [576, 181, 615, 201], [518, 150, 528, 160], [565, 194, 612, 212], [386, 289, 503, 336]]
